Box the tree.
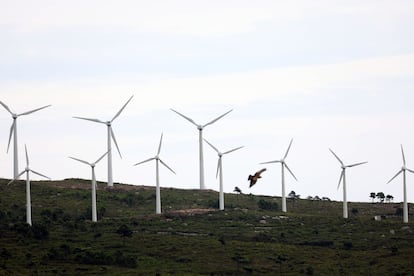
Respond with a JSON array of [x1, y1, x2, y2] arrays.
[[116, 224, 133, 245], [386, 194, 394, 203], [233, 187, 242, 202], [288, 190, 300, 208], [376, 192, 385, 203], [370, 192, 376, 203], [233, 186, 242, 194]]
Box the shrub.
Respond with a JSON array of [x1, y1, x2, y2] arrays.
[[343, 241, 353, 250], [257, 199, 278, 211], [300, 240, 334, 247]]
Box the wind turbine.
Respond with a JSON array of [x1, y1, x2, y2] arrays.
[[134, 133, 176, 214], [69, 151, 108, 222], [387, 145, 414, 223], [261, 139, 297, 213], [171, 108, 232, 189], [8, 145, 50, 226], [329, 148, 367, 219], [0, 101, 51, 179], [73, 95, 133, 187], [204, 139, 243, 211]]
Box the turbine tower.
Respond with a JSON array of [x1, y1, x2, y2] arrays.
[[69, 151, 108, 222], [387, 145, 414, 223], [0, 101, 51, 179], [329, 148, 367, 219], [8, 145, 50, 226], [261, 139, 297, 213], [134, 133, 176, 214], [74, 95, 133, 187], [171, 108, 232, 189], [204, 139, 243, 210]]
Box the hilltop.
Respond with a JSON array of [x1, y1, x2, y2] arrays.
[[0, 178, 413, 275]]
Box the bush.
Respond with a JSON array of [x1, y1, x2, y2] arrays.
[[343, 241, 353, 250], [11, 222, 48, 240], [300, 241, 334, 247], [257, 199, 279, 211]]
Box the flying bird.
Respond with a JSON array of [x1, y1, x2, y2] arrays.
[[248, 168, 266, 187]]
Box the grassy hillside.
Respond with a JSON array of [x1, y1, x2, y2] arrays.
[[0, 178, 413, 275]]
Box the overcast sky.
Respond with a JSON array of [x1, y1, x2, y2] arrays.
[[1, 1, 414, 203]]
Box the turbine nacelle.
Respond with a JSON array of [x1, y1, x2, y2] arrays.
[[106, 121, 111, 126], [12, 114, 17, 119], [197, 125, 203, 131]]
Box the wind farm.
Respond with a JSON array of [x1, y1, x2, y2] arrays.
[[1, 1, 414, 274]]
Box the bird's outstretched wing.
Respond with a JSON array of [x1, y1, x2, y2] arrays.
[[249, 168, 266, 188], [255, 168, 267, 178]]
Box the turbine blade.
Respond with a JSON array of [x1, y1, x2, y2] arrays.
[[133, 157, 155, 166], [346, 162, 368, 168], [283, 138, 293, 159], [25, 144, 29, 166], [337, 170, 344, 190], [159, 159, 176, 174], [157, 133, 163, 155], [260, 160, 281, 164], [0, 101, 13, 115], [407, 168, 414, 174], [204, 139, 220, 154], [170, 109, 198, 127], [223, 146, 244, 155], [387, 169, 403, 184], [284, 163, 298, 181], [7, 121, 15, 153], [329, 148, 344, 166], [95, 151, 109, 164], [401, 144, 406, 167], [110, 128, 122, 159], [73, 116, 106, 124], [18, 104, 51, 116], [8, 171, 26, 185], [203, 109, 233, 128], [111, 95, 134, 122], [216, 158, 220, 179], [69, 156, 91, 166], [30, 169, 50, 180]]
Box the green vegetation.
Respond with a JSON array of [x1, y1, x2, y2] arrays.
[[1, 178, 414, 275]]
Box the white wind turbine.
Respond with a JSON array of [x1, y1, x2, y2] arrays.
[[0, 101, 51, 179], [329, 148, 367, 219], [134, 133, 176, 214], [73, 95, 133, 187], [8, 145, 50, 226], [204, 139, 243, 211], [69, 152, 108, 222], [171, 108, 232, 190], [387, 145, 414, 223], [261, 139, 297, 213]]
